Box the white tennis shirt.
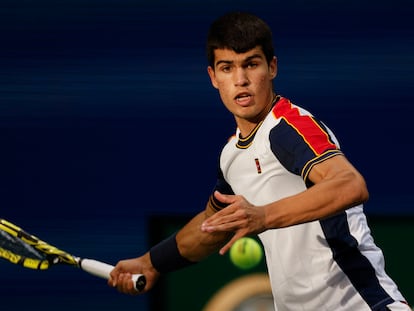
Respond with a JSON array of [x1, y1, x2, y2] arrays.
[[211, 96, 408, 310]]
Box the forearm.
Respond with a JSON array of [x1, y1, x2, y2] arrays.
[[149, 202, 231, 273], [176, 210, 231, 262], [264, 167, 368, 229]]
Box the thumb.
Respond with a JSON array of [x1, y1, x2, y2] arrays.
[[109, 267, 119, 287], [214, 191, 235, 205]]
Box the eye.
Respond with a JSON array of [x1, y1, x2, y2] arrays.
[[247, 62, 258, 69], [220, 65, 231, 73]]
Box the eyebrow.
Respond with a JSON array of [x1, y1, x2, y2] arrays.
[[215, 53, 264, 67]]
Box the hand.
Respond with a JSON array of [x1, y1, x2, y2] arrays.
[[108, 252, 160, 295], [201, 191, 266, 255]]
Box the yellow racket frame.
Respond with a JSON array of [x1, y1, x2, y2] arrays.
[[0, 219, 78, 270]]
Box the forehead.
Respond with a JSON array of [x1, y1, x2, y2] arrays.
[[213, 46, 265, 66]]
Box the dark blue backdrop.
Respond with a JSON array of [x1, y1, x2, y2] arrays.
[[1, 0, 413, 310]]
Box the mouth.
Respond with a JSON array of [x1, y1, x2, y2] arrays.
[[235, 93, 252, 105]]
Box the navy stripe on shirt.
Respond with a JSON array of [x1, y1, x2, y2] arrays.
[[320, 213, 394, 310]]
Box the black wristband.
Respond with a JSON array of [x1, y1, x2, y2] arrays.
[[149, 233, 196, 274]]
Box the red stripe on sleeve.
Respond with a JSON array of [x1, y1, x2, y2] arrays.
[[272, 98, 338, 156]]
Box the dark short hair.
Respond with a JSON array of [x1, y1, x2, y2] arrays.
[[206, 12, 275, 68]]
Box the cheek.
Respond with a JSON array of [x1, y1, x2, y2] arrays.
[[258, 73, 273, 87], [215, 80, 230, 95], [216, 85, 235, 108], [218, 87, 230, 103]]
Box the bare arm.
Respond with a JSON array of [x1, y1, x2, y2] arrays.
[[264, 154, 368, 228], [109, 200, 232, 294], [176, 202, 233, 262], [201, 155, 369, 254]]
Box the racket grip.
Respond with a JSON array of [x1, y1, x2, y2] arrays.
[[79, 258, 146, 292]]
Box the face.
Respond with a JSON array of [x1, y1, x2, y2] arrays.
[[207, 47, 277, 134]]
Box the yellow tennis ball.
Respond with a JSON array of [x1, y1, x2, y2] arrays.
[[229, 237, 263, 270]]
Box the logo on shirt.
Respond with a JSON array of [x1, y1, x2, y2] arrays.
[[254, 158, 262, 174]]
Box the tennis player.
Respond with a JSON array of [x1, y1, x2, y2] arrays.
[[109, 12, 411, 310]]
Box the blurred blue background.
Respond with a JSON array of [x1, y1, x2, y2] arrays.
[[0, 0, 413, 310]]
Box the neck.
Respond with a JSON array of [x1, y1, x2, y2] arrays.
[[237, 92, 277, 138]]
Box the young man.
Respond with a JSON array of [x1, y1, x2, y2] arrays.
[[109, 12, 410, 310]]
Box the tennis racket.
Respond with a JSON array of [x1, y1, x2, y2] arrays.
[[0, 218, 146, 291]]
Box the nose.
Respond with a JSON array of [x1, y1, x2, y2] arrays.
[[234, 68, 249, 87]]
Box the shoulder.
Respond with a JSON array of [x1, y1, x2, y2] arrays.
[[271, 96, 314, 121]]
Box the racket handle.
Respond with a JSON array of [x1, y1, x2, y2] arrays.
[[79, 258, 146, 292]]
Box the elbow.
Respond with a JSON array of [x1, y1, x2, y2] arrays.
[[338, 169, 369, 208], [352, 173, 369, 205], [358, 184, 369, 205]]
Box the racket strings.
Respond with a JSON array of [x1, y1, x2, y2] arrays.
[[0, 219, 77, 269], [0, 229, 50, 269]]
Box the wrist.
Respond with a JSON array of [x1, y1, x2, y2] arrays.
[[149, 233, 195, 273]]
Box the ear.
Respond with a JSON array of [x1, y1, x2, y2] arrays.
[[207, 66, 219, 89], [269, 56, 277, 79]]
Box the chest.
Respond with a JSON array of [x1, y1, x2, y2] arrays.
[[220, 132, 305, 205]]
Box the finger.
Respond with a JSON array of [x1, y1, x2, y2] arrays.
[[119, 273, 141, 295], [205, 205, 249, 229], [219, 232, 244, 255], [125, 277, 137, 294], [202, 202, 240, 227], [118, 273, 132, 293], [201, 209, 226, 231], [202, 214, 244, 233]]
